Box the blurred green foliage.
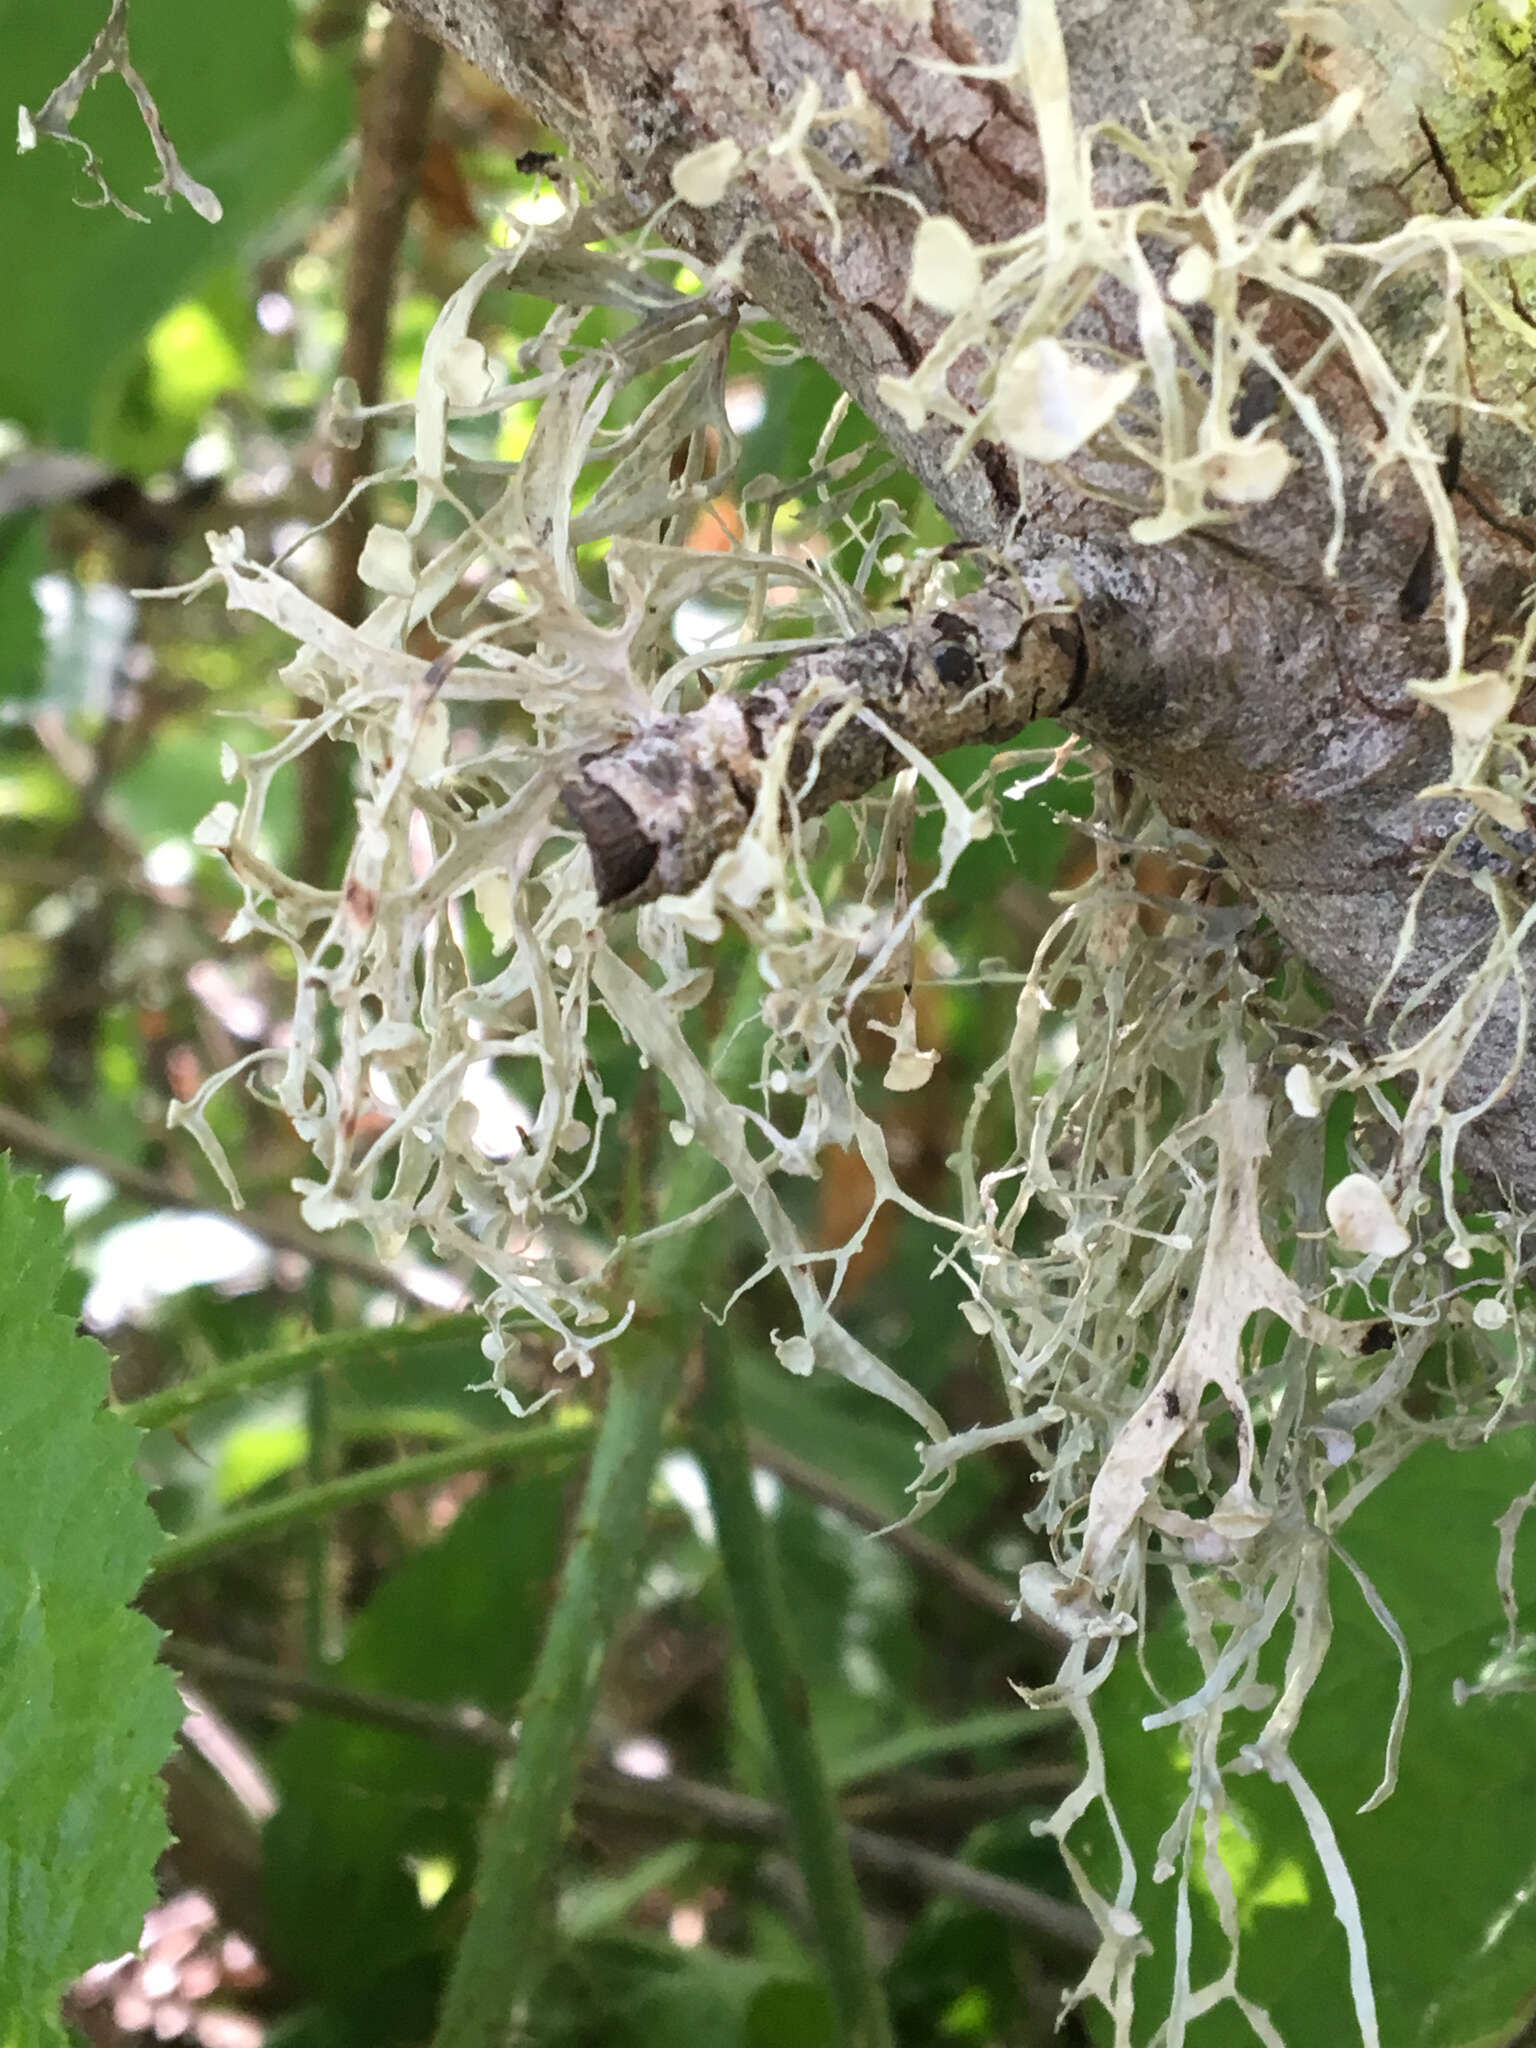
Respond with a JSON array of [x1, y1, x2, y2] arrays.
[[1, 0, 352, 696], [2, 0, 350, 448]]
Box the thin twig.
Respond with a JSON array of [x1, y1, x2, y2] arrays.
[[301, 16, 443, 885], [163, 1640, 1095, 1953], [566, 588, 1082, 908], [746, 1431, 1064, 1653], [0, 1098, 422, 1302], [840, 1763, 1080, 1824], [329, 17, 443, 620], [696, 1330, 896, 2048], [118, 1312, 488, 1432]]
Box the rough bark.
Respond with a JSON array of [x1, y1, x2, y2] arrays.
[[387, 0, 1536, 1201], [561, 585, 1082, 904]]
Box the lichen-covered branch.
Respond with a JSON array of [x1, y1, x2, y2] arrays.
[[562, 582, 1081, 906], [176, 19, 1536, 2034], [385, 0, 1536, 1198]]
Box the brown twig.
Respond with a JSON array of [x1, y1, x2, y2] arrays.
[[312, 19, 446, 1689], [164, 1640, 1095, 1952], [840, 1763, 1080, 1824], [745, 1431, 1066, 1655], [300, 16, 444, 885]]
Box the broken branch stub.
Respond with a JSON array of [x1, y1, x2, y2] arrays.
[[562, 584, 1083, 907]]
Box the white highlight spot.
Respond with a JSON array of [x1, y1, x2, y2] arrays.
[[84, 1212, 272, 1328]]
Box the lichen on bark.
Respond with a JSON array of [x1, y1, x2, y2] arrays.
[[172, 3, 1536, 2038]]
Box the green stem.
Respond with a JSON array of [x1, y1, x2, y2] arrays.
[[120, 1313, 487, 1432], [303, 1364, 334, 1666], [148, 1422, 594, 1582], [694, 1330, 895, 2048], [430, 961, 764, 2048], [303, 1277, 337, 1668], [429, 1347, 685, 2048]]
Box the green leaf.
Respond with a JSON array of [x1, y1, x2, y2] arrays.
[[828, 1704, 1065, 1789], [559, 1843, 702, 1941], [1092, 1431, 1536, 2047], [209, 1399, 309, 1504], [111, 710, 298, 849], [620, 1947, 836, 2048], [0, 518, 45, 705], [95, 291, 250, 474], [0, 1156, 182, 2038], [261, 1469, 570, 2032], [886, 1810, 1077, 2047], [2, 0, 351, 455]]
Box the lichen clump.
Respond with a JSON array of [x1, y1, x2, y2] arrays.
[[176, 5, 1536, 2043]]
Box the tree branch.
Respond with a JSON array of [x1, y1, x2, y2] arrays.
[[327, 18, 442, 626], [385, 0, 1536, 1198], [302, 15, 443, 887], [562, 583, 1081, 905], [744, 1431, 1063, 1653]]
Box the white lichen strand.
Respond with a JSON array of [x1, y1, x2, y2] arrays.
[[993, 338, 1141, 464], [876, 5, 1536, 795], [671, 137, 743, 207], [1072, 1043, 1359, 1594], [1326, 1172, 1412, 1258], [909, 214, 983, 314], [18, 0, 223, 222], [171, 212, 1012, 1475]]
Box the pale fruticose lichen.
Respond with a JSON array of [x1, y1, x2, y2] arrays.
[[174, 4, 1536, 2042], [17, 0, 222, 223]]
